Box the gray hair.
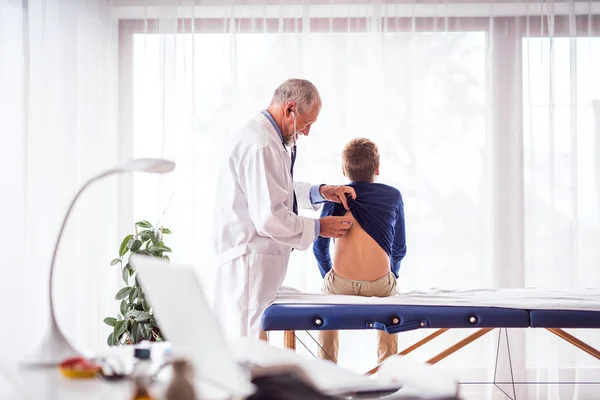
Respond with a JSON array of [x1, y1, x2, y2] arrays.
[[270, 78, 321, 114]]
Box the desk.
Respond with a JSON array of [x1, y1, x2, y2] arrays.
[[1, 339, 458, 400], [1, 344, 228, 400]]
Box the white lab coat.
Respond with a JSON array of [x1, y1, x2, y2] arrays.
[[212, 112, 321, 340]]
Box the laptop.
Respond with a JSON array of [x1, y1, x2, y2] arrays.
[[131, 254, 255, 397], [131, 255, 417, 398]]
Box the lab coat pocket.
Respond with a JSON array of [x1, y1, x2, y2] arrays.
[[245, 253, 290, 315]]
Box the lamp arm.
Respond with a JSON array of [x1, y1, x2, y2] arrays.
[[47, 169, 118, 326]]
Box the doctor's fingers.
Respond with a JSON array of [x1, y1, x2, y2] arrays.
[[327, 226, 351, 239], [336, 225, 353, 236], [338, 194, 350, 211], [335, 186, 356, 210], [336, 217, 353, 227], [341, 186, 357, 199], [318, 216, 353, 238]]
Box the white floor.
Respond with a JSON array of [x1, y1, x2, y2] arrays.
[[459, 383, 600, 400]]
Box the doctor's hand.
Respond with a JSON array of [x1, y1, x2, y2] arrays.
[[319, 185, 357, 211], [319, 216, 353, 238]]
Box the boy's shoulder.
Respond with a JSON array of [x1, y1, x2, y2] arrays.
[[349, 182, 401, 198]]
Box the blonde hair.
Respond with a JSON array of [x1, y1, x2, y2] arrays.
[[342, 138, 380, 182]]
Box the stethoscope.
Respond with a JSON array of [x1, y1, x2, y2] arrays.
[[291, 110, 298, 147]]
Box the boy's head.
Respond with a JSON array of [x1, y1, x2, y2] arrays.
[[342, 138, 380, 183]]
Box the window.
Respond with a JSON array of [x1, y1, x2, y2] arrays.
[[523, 36, 600, 287], [120, 9, 600, 390], [126, 20, 490, 372], [523, 35, 600, 369]]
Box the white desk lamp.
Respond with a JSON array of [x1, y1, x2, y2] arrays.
[[21, 158, 176, 367]]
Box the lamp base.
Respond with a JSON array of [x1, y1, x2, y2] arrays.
[[20, 323, 83, 367]]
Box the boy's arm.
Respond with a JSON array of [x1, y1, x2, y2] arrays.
[[313, 202, 335, 278], [390, 193, 407, 278]]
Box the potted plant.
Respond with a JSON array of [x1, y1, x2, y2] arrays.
[[103, 220, 172, 345]]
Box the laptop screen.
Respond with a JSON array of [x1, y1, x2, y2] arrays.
[[132, 255, 255, 397]]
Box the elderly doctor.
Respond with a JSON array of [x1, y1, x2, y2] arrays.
[[213, 79, 356, 340]]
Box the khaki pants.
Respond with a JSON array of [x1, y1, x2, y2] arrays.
[[318, 270, 398, 365]]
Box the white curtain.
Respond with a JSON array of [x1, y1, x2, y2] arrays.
[[114, 1, 600, 398], [2, 0, 600, 399], [0, 0, 121, 371]]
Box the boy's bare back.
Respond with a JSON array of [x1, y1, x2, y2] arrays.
[[332, 210, 391, 282]]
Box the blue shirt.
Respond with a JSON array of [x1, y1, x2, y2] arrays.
[[260, 110, 324, 240], [313, 182, 406, 278]]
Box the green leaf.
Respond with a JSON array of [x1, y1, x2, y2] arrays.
[[130, 324, 140, 343], [122, 265, 130, 284], [142, 298, 150, 312], [114, 320, 124, 331], [135, 220, 153, 229], [103, 317, 117, 327], [126, 309, 142, 319], [148, 245, 171, 254], [130, 239, 142, 252], [117, 314, 123, 321], [161, 228, 171, 234], [119, 234, 133, 257], [141, 323, 152, 339], [139, 230, 152, 241], [150, 231, 159, 245], [110, 258, 121, 266], [114, 320, 127, 339], [115, 287, 131, 300], [128, 287, 139, 303], [107, 332, 114, 346], [125, 262, 134, 275], [137, 323, 146, 340], [135, 312, 152, 322], [139, 324, 147, 340], [162, 255, 170, 261], [126, 310, 151, 322], [120, 299, 127, 316]]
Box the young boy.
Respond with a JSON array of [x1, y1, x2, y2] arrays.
[[313, 137, 407, 365]]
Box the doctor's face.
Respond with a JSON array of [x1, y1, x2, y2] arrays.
[[283, 104, 320, 146]]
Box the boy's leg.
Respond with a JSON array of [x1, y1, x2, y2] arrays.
[[361, 272, 399, 364], [318, 330, 339, 363], [318, 271, 357, 364], [376, 330, 398, 365]]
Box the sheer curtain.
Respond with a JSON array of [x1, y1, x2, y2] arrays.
[[3, 0, 600, 398], [0, 0, 121, 370], [115, 1, 600, 398]]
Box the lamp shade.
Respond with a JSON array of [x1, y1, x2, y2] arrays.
[[113, 158, 176, 174]]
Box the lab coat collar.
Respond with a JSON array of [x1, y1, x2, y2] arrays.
[[261, 109, 285, 148]]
